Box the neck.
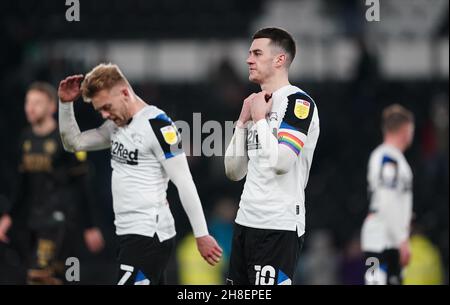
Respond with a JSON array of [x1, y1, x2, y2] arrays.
[[260, 72, 290, 94], [128, 95, 147, 118], [32, 116, 56, 136], [384, 135, 405, 152]]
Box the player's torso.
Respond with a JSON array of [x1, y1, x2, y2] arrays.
[[20, 128, 65, 175], [238, 85, 319, 233], [108, 105, 177, 239], [109, 106, 169, 206], [244, 85, 319, 201], [368, 144, 413, 201], [361, 144, 413, 251], [19, 127, 81, 227]]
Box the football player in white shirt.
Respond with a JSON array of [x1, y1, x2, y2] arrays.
[[361, 104, 415, 285], [224, 28, 320, 285], [57, 63, 222, 285]]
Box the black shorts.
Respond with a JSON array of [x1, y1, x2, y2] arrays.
[[227, 223, 304, 285], [364, 249, 401, 285], [116, 234, 175, 285]]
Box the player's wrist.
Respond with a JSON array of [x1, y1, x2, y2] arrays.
[[252, 110, 266, 122], [236, 120, 248, 129], [253, 116, 267, 124], [59, 98, 74, 104]]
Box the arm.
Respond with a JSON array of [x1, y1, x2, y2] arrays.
[[251, 91, 314, 175], [224, 124, 248, 181], [149, 114, 223, 266], [162, 154, 209, 238], [255, 119, 299, 174], [68, 152, 105, 253], [224, 93, 257, 181], [59, 101, 114, 152], [58, 74, 113, 152], [162, 155, 222, 266]]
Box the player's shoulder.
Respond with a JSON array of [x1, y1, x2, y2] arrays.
[[146, 106, 176, 129], [280, 85, 318, 134], [370, 144, 402, 165], [135, 105, 172, 129], [286, 85, 316, 107]]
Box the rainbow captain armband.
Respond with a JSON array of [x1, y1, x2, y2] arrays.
[[278, 130, 304, 156]]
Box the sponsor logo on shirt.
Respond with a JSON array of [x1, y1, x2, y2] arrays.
[[111, 140, 139, 165]]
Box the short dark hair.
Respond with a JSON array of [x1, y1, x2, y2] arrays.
[[382, 104, 415, 134], [252, 27, 296, 66], [27, 81, 57, 103]]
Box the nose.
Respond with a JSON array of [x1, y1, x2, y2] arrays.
[[246, 56, 253, 65]]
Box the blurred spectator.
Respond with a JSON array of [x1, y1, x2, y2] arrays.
[[0, 82, 104, 284]]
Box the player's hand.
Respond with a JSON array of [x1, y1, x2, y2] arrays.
[[0, 214, 12, 243], [58, 74, 84, 103], [237, 93, 257, 126], [399, 239, 411, 267], [250, 90, 273, 122], [196, 235, 223, 266], [84, 227, 105, 253]]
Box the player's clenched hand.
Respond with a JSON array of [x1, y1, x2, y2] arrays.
[[196, 235, 223, 266], [58, 74, 84, 103], [237, 93, 257, 126], [250, 90, 272, 122]]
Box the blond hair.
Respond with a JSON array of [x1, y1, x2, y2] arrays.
[[382, 104, 414, 134], [80, 63, 130, 102]]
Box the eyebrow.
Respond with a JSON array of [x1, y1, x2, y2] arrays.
[[249, 48, 263, 54]]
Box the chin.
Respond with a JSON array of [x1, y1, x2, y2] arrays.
[[248, 75, 260, 84]]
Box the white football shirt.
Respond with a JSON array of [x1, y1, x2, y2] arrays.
[[236, 85, 320, 236]]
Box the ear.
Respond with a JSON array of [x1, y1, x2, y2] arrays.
[[121, 87, 130, 97], [49, 101, 57, 114], [274, 54, 287, 68]]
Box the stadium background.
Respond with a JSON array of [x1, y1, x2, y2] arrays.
[[0, 0, 448, 284]]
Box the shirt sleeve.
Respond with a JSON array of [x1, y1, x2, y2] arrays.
[[224, 125, 248, 181], [161, 154, 209, 238], [255, 91, 316, 175], [148, 113, 183, 161], [59, 101, 114, 152], [379, 155, 398, 188], [278, 92, 316, 156]]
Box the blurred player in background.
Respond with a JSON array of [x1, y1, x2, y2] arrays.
[[361, 104, 415, 285], [57, 63, 222, 285], [0, 82, 104, 284], [224, 27, 320, 285]]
